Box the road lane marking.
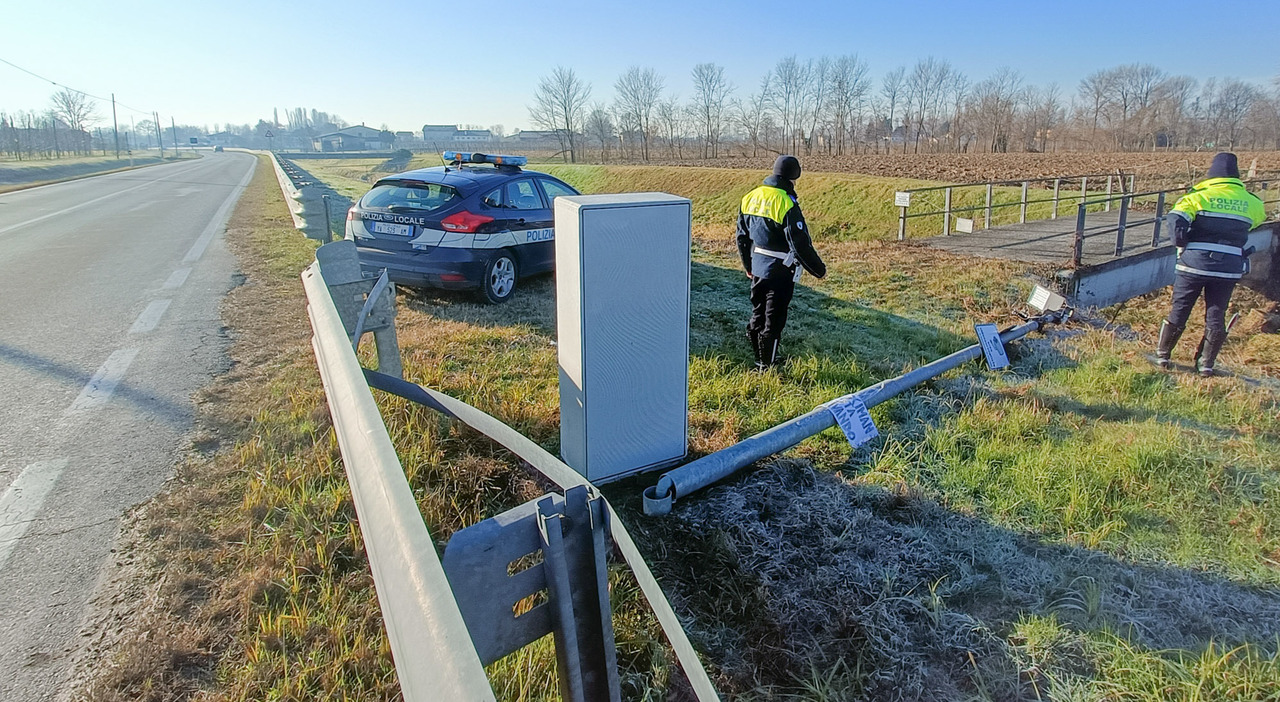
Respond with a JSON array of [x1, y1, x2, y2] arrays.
[[182, 161, 256, 264], [129, 300, 172, 334], [0, 180, 157, 238], [0, 459, 69, 570], [162, 267, 191, 289], [67, 348, 139, 413]]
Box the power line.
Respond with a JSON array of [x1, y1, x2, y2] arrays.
[[0, 56, 156, 116]]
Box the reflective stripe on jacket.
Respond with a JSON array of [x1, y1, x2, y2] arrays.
[[1171, 177, 1266, 279], [735, 180, 826, 280]]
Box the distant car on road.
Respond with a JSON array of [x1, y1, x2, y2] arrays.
[[345, 152, 579, 303], [213, 145, 224, 152]]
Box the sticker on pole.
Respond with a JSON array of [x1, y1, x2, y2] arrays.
[[826, 394, 879, 449], [975, 323, 1010, 370]]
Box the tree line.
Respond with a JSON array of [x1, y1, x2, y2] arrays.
[[528, 58, 1280, 163]]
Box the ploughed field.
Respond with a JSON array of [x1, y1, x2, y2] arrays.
[[645, 150, 1280, 184]]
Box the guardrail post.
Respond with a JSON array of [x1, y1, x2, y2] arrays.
[[315, 241, 403, 378], [897, 205, 907, 240], [1105, 175, 1113, 212], [1052, 178, 1061, 219], [943, 187, 952, 236], [322, 194, 333, 242], [984, 183, 993, 229], [1019, 181, 1029, 223], [1151, 191, 1166, 247], [1073, 203, 1086, 267], [1114, 195, 1130, 257]]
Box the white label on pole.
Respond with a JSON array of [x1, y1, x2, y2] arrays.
[[894, 191, 912, 207], [975, 323, 1010, 370], [826, 394, 879, 449], [955, 217, 974, 233]]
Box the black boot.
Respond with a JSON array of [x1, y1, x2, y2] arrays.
[[1156, 320, 1184, 370], [1196, 330, 1226, 378], [759, 334, 784, 369], [747, 327, 766, 370]]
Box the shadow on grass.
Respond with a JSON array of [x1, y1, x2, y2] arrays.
[[618, 460, 1280, 701]]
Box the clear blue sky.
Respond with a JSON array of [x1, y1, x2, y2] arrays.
[[4, 0, 1277, 133]]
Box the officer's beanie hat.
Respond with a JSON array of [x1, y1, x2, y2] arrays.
[[773, 155, 802, 180], [1206, 152, 1240, 179]]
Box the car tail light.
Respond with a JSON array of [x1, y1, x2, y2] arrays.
[[440, 210, 494, 233]]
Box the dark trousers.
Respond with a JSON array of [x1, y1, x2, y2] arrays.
[[748, 274, 795, 343], [1167, 272, 1236, 336]]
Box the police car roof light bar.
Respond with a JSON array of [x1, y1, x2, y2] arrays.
[[442, 151, 527, 168], [641, 306, 1072, 516]]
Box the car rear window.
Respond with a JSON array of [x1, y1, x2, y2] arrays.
[[361, 181, 458, 212]]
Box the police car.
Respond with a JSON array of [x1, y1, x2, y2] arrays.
[[345, 152, 579, 303]]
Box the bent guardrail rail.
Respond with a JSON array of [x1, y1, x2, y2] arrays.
[[302, 245, 721, 701], [302, 261, 496, 702]]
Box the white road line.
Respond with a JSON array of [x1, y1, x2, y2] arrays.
[[0, 459, 69, 570], [162, 267, 191, 289], [182, 161, 256, 263], [66, 348, 139, 414], [0, 179, 158, 238], [129, 299, 172, 334]]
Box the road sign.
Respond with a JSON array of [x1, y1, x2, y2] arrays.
[[974, 323, 1010, 370], [894, 191, 911, 207], [826, 394, 879, 449], [265, 131, 274, 138], [188, 137, 197, 144]]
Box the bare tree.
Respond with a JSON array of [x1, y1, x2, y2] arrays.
[[529, 66, 591, 162], [904, 57, 953, 153], [614, 66, 664, 161], [879, 66, 906, 153], [584, 104, 614, 163], [827, 54, 870, 154], [691, 63, 733, 158], [771, 56, 812, 154], [50, 89, 97, 154], [738, 75, 775, 156], [1077, 69, 1115, 149], [967, 68, 1025, 153]]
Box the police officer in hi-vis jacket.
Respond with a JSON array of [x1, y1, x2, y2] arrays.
[[736, 155, 826, 370], [1157, 152, 1267, 377]]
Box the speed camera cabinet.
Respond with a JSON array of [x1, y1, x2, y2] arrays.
[[555, 193, 691, 484]]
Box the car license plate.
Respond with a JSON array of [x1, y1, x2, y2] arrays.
[[371, 221, 412, 236]]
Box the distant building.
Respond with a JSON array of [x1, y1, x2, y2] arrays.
[[312, 125, 392, 152], [505, 130, 563, 148], [421, 124, 494, 146]]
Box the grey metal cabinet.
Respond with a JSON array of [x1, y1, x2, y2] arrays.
[[554, 193, 691, 483]]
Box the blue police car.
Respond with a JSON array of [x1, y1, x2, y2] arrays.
[[345, 152, 579, 303]]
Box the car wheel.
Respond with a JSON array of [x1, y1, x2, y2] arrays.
[[481, 251, 518, 304]]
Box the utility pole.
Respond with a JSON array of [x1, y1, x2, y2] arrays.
[[154, 111, 164, 158], [171, 116, 178, 153], [111, 93, 121, 159]]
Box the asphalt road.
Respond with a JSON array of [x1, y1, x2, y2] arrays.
[[0, 152, 256, 701]]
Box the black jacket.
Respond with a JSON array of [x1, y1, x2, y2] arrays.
[[735, 176, 826, 280]]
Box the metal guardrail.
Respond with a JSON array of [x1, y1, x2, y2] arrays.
[[302, 261, 496, 701], [302, 247, 721, 701]]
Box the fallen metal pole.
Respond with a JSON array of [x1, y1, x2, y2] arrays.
[[642, 311, 1067, 516]]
